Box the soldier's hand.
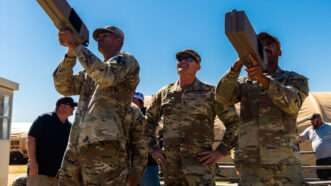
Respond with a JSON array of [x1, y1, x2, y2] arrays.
[[198, 150, 224, 166], [58, 29, 79, 56], [246, 65, 263, 81], [151, 148, 166, 166], [29, 161, 39, 176], [231, 58, 243, 73], [245, 54, 269, 88]]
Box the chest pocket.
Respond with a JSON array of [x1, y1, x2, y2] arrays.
[[161, 91, 182, 115], [240, 83, 261, 122], [182, 90, 213, 117]]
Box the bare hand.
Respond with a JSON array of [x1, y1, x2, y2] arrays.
[[246, 55, 269, 85], [198, 151, 225, 166], [232, 58, 243, 72], [127, 175, 139, 186], [151, 149, 166, 166], [58, 30, 79, 55], [246, 65, 263, 81], [29, 161, 38, 176]]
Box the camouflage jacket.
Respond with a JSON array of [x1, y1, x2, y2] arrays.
[[53, 45, 140, 149], [125, 104, 148, 177], [146, 78, 239, 155], [216, 68, 309, 164]]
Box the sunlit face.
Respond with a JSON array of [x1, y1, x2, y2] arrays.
[[176, 55, 200, 77], [96, 32, 121, 54]]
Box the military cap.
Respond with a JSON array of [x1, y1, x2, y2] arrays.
[[176, 49, 201, 63], [93, 25, 124, 40]]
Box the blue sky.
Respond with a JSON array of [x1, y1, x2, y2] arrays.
[[1, 0, 331, 123]]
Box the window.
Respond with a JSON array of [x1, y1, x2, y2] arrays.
[[0, 94, 11, 139]]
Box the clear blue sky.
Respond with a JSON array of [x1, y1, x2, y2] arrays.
[[1, 0, 330, 123]]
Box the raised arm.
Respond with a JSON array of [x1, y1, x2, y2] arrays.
[[215, 63, 242, 106], [53, 56, 84, 96], [266, 72, 309, 115], [74, 45, 139, 89]]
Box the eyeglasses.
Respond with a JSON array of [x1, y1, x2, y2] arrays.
[[177, 56, 196, 63]]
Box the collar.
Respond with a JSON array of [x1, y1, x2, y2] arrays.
[[173, 78, 204, 92]]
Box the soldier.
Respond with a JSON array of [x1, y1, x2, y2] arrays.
[[146, 49, 239, 186], [53, 25, 147, 186], [12, 176, 27, 186], [216, 32, 309, 185]]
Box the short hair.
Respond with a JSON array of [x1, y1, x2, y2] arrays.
[[258, 32, 281, 53]]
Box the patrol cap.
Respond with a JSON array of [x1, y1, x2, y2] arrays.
[[176, 49, 201, 63], [310, 113, 321, 120], [56, 97, 77, 107], [93, 25, 124, 41], [133, 92, 144, 103], [257, 32, 281, 52]]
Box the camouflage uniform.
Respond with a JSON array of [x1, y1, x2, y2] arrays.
[[53, 45, 147, 185], [216, 68, 309, 186], [12, 176, 27, 186], [146, 79, 239, 186]]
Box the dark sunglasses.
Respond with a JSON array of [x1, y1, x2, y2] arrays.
[[177, 56, 196, 63]]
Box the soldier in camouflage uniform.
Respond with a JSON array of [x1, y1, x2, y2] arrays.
[[54, 25, 147, 186], [216, 32, 309, 186], [146, 49, 239, 186]]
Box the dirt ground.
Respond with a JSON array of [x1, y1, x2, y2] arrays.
[[6, 165, 237, 186], [8, 165, 27, 186]]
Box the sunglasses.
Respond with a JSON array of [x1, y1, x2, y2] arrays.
[[177, 56, 196, 63]]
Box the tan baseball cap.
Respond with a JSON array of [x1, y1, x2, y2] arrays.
[[176, 49, 201, 63], [93, 25, 124, 40]]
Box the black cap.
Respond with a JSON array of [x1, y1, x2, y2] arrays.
[[56, 97, 77, 107], [310, 113, 321, 120]]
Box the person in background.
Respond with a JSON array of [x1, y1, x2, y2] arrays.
[[27, 97, 75, 186], [299, 113, 331, 180], [132, 92, 161, 186]]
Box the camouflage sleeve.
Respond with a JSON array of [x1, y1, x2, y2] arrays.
[[129, 110, 148, 177], [215, 68, 241, 106], [53, 56, 84, 96], [74, 45, 139, 88], [214, 102, 240, 155], [266, 73, 309, 115], [145, 90, 163, 151]]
